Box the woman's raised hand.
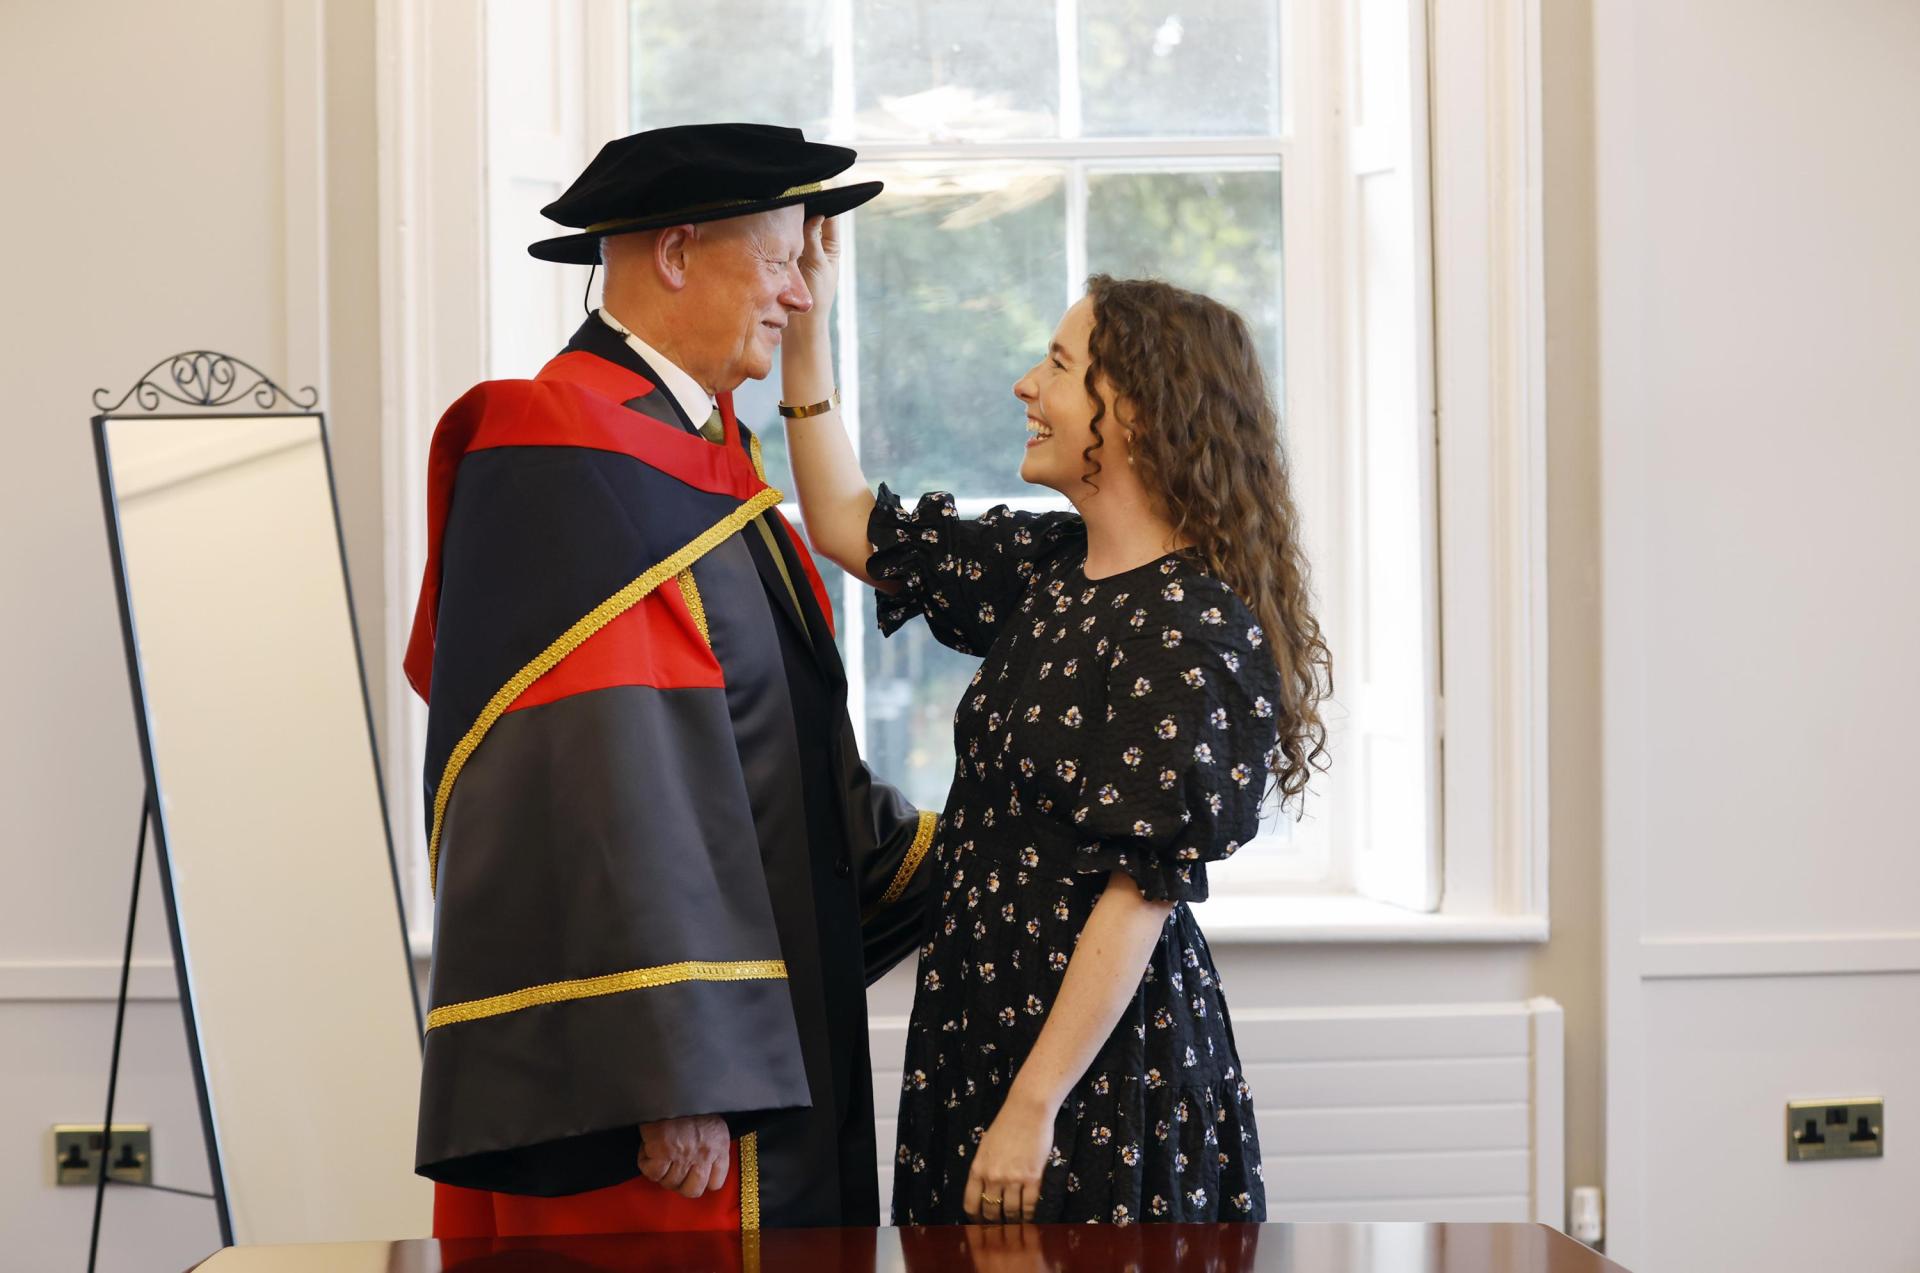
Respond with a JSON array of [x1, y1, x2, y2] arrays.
[[797, 214, 841, 329]]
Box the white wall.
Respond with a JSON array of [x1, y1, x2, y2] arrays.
[[0, 1, 388, 1268], [1598, 1, 1920, 1269]]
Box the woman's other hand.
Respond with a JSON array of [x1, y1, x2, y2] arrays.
[[963, 1091, 1055, 1223]]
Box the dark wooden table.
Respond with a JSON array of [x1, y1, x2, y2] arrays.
[[193, 1223, 1630, 1271]]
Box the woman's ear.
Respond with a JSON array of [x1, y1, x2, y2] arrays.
[[1114, 394, 1140, 463]]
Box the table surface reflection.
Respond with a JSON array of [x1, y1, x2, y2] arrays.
[[193, 1223, 1629, 1272]]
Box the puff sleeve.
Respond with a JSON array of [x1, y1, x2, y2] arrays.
[[1066, 623, 1277, 903], [865, 483, 1080, 656]]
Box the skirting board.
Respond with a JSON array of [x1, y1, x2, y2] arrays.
[[0, 959, 180, 1002]]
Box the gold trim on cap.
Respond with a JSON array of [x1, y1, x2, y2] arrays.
[[585, 182, 826, 235]]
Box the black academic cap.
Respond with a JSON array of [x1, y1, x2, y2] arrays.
[[527, 122, 883, 264]]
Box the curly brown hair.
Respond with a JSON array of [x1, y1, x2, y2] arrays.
[[1080, 274, 1331, 807]]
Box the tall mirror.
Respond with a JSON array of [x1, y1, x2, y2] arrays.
[[93, 372, 430, 1246]]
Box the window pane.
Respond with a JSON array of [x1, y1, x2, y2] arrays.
[[1085, 167, 1285, 397], [737, 368, 789, 485], [851, 0, 1059, 139], [628, 1, 834, 135], [781, 514, 967, 815], [1078, 0, 1280, 137], [853, 163, 1067, 497], [767, 529, 970, 816], [861, 591, 978, 812]]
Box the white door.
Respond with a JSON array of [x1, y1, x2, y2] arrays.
[[1597, 3, 1920, 1270]]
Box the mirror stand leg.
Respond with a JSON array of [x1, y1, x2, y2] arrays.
[[87, 796, 149, 1273]]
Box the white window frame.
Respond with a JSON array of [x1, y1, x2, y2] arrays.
[[1426, 0, 1550, 938], [375, 0, 1547, 947]]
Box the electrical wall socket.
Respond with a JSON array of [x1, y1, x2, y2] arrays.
[[1568, 1185, 1603, 1245], [1787, 1099, 1883, 1162], [52, 1124, 152, 1186]]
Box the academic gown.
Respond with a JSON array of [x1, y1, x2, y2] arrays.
[[405, 316, 937, 1235]]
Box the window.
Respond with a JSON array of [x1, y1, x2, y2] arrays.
[[622, 0, 1362, 891], [387, 0, 1547, 943]]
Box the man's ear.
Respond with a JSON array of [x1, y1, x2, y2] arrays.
[[654, 224, 697, 291]]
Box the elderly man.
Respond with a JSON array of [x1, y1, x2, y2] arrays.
[[403, 123, 936, 1237]]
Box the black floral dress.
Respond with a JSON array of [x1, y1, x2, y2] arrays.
[[869, 486, 1272, 1226]]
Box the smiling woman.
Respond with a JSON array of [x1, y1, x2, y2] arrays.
[[777, 208, 1329, 1222]]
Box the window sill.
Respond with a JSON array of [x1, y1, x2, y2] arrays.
[[1190, 892, 1549, 944]]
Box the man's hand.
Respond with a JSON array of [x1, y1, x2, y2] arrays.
[[797, 214, 842, 325], [636, 1115, 730, 1199]]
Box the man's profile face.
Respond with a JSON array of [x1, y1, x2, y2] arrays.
[[682, 207, 812, 393]]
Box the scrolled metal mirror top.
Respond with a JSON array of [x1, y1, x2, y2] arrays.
[[93, 351, 321, 415], [96, 377, 429, 1245]]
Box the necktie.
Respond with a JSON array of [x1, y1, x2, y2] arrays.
[[701, 406, 808, 639]]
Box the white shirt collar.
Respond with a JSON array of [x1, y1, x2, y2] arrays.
[[595, 308, 716, 429]]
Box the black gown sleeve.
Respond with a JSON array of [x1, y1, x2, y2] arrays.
[[843, 757, 940, 984], [1067, 621, 1277, 904], [865, 483, 1081, 656]]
